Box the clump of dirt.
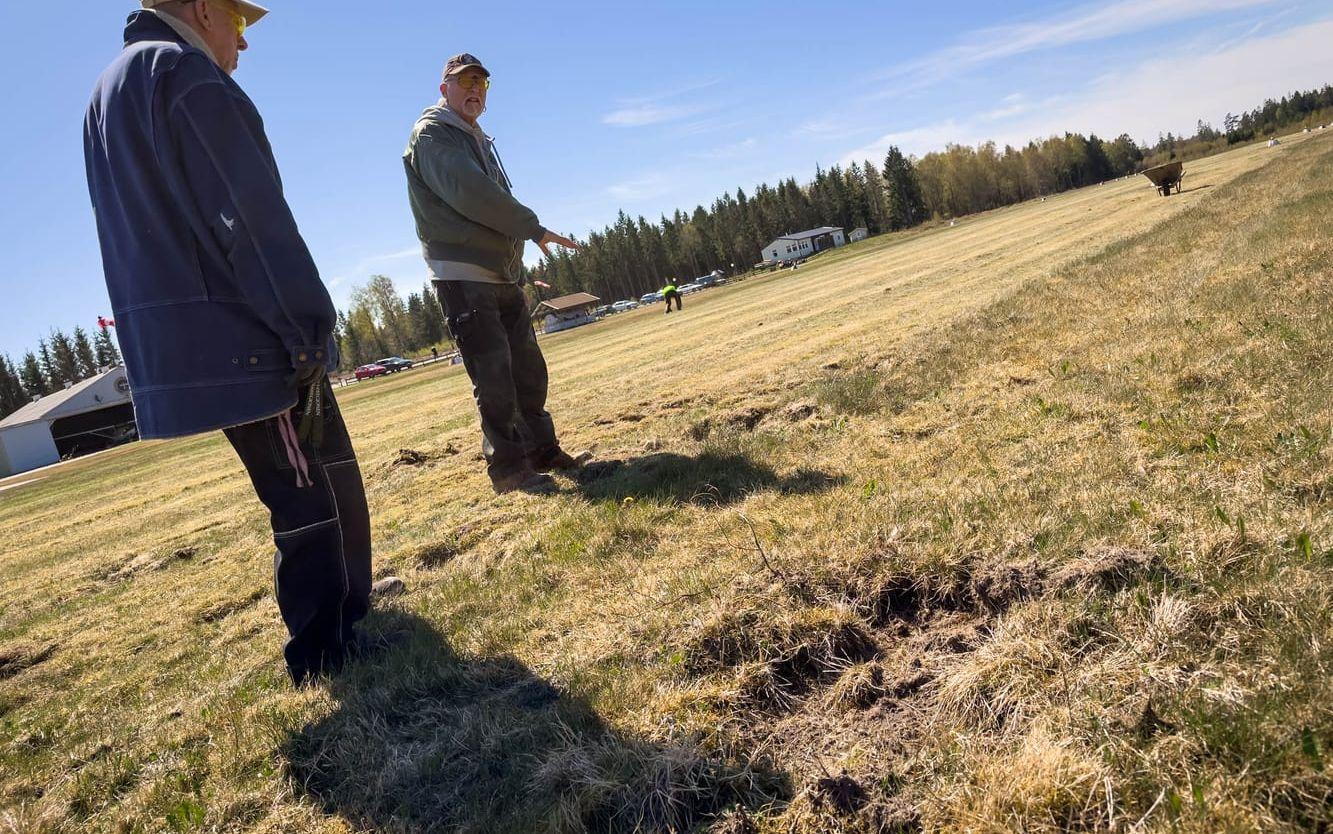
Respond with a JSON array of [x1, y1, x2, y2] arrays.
[[412, 540, 460, 568], [730, 661, 799, 711], [780, 401, 820, 422], [968, 557, 1045, 611], [688, 419, 713, 441], [1048, 547, 1162, 593], [681, 606, 877, 689], [392, 448, 430, 466], [593, 412, 645, 426], [823, 661, 887, 710], [725, 406, 775, 431], [108, 546, 197, 582], [196, 588, 265, 624], [0, 642, 57, 681], [811, 772, 867, 814]]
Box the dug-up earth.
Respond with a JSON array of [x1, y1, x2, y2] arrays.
[[2, 131, 1331, 833]]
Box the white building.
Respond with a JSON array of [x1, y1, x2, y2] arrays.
[[848, 227, 869, 242], [761, 226, 846, 263], [532, 292, 601, 334], [0, 367, 136, 477]]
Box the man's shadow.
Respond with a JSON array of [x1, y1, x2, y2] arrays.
[[283, 609, 787, 833], [573, 451, 845, 505]]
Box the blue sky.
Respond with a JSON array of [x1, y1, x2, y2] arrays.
[[2, 0, 1331, 362]]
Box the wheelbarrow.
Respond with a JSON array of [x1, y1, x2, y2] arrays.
[[1141, 161, 1184, 196]]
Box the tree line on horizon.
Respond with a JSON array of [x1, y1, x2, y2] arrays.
[[524, 83, 1333, 303], [0, 325, 121, 419], [6, 85, 1330, 415]]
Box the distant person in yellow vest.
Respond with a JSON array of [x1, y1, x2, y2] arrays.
[[661, 282, 682, 314]]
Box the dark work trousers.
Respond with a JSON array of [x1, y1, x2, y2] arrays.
[[433, 279, 560, 479], [663, 290, 682, 313], [223, 380, 372, 684]]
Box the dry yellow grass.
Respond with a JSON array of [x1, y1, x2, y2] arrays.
[[2, 130, 1330, 833]]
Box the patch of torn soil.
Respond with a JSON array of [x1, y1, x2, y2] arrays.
[[689, 547, 1167, 828], [0, 642, 58, 681]]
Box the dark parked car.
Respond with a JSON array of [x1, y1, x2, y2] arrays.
[[354, 363, 388, 380], [375, 357, 414, 373]]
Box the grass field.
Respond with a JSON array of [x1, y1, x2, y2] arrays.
[[2, 129, 1331, 833]]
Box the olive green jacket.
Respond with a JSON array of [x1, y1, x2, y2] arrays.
[[403, 103, 546, 282]]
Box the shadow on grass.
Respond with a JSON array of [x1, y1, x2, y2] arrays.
[[283, 609, 786, 833], [574, 451, 845, 506]]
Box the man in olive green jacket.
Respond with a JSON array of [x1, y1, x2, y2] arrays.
[[404, 53, 584, 494]]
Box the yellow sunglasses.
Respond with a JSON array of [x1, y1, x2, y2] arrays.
[[450, 73, 491, 91], [182, 0, 246, 38], [227, 6, 246, 38]]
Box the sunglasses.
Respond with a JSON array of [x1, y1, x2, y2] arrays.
[[450, 73, 491, 91], [180, 0, 246, 38], [226, 6, 246, 38]]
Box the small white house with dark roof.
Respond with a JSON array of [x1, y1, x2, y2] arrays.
[[761, 226, 846, 263], [0, 366, 136, 476]]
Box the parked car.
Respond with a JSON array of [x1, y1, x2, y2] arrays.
[[678, 283, 703, 294], [354, 363, 388, 380], [639, 292, 662, 305], [592, 305, 612, 317], [612, 300, 639, 312], [375, 356, 414, 373], [696, 273, 726, 287]]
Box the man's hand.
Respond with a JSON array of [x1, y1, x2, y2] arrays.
[[285, 364, 326, 390], [537, 230, 580, 258]]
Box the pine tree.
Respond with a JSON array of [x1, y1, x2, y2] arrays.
[[883, 146, 928, 229], [37, 338, 60, 390], [0, 356, 28, 418], [50, 330, 82, 386], [19, 351, 47, 397], [422, 282, 448, 347], [94, 324, 122, 367], [862, 160, 889, 233], [72, 326, 99, 377]]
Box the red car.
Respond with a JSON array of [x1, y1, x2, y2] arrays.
[[354, 363, 388, 380]]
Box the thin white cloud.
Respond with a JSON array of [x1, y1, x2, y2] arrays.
[[839, 17, 1333, 164], [326, 244, 423, 294], [877, 0, 1277, 93], [603, 103, 705, 127], [692, 138, 759, 160], [601, 80, 721, 128], [979, 93, 1033, 122], [839, 120, 966, 164], [796, 119, 875, 141], [995, 17, 1333, 145], [604, 172, 677, 202]]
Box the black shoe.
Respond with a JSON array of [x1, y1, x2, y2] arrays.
[[532, 449, 593, 473]]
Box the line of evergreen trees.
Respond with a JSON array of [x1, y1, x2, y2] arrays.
[[0, 325, 121, 419]]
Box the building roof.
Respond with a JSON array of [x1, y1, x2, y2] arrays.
[[776, 226, 844, 241], [0, 367, 131, 430], [534, 292, 601, 314]]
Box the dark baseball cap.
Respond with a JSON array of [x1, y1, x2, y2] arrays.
[[443, 53, 490, 80]]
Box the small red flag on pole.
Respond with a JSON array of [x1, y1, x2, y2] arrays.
[[98, 316, 116, 328], [532, 280, 551, 289]]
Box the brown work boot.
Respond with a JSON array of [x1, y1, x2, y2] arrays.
[[491, 467, 557, 495], [532, 448, 593, 473]]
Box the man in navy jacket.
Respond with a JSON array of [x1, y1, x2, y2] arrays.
[[84, 0, 373, 685]]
